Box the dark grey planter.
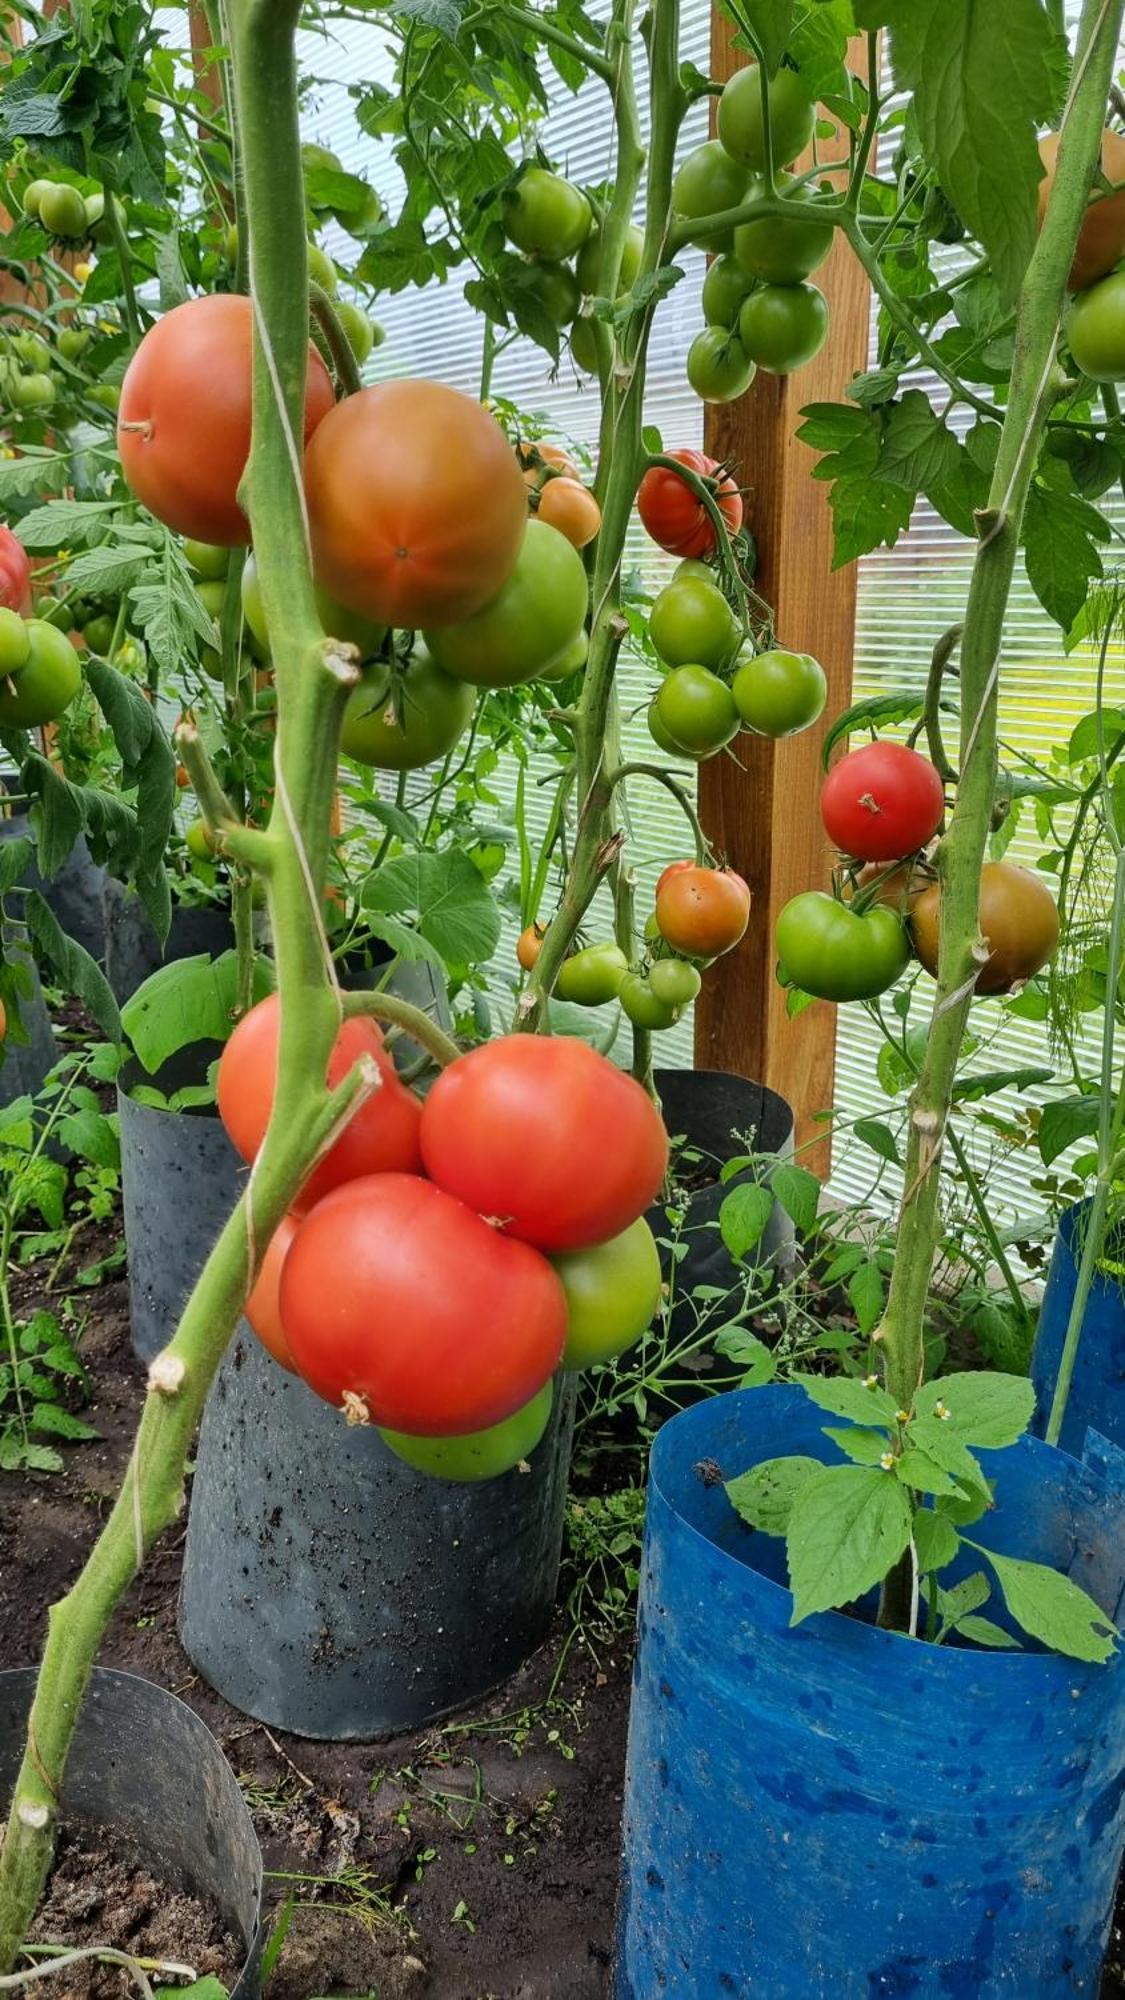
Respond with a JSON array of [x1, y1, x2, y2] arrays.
[[104, 880, 235, 1005], [180, 1330, 576, 1740], [117, 1045, 243, 1361], [37, 832, 108, 961], [0, 1666, 262, 1998]]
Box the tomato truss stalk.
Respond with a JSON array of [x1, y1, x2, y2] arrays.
[[0, 0, 437, 1963], [871, 0, 1124, 1633], [519, 0, 688, 1077]]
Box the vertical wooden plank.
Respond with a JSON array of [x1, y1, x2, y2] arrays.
[[189, 1, 225, 114], [695, 28, 873, 1172]]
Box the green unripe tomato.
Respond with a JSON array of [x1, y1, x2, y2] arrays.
[[336, 299, 374, 365], [672, 141, 750, 251], [83, 190, 104, 229], [86, 382, 121, 413], [21, 179, 52, 220], [307, 240, 338, 294], [9, 372, 56, 411], [648, 956, 702, 1007], [379, 1380, 554, 1482], [619, 970, 680, 1029], [184, 539, 229, 581], [335, 184, 386, 239], [775, 892, 910, 1002], [732, 646, 827, 737], [647, 697, 689, 757], [569, 315, 600, 374], [701, 252, 758, 328], [57, 327, 92, 363], [340, 647, 476, 771], [718, 64, 816, 171], [81, 614, 116, 655], [643, 911, 662, 944], [674, 557, 715, 584], [241, 551, 385, 658], [196, 578, 227, 620], [37, 183, 89, 239], [0, 609, 30, 676], [502, 168, 592, 260], [539, 627, 588, 683], [651, 664, 740, 758], [0, 621, 81, 727], [302, 140, 345, 188], [576, 222, 645, 296], [738, 281, 829, 373], [686, 326, 757, 404], [649, 575, 740, 670], [185, 819, 217, 861], [12, 333, 52, 371], [369, 319, 387, 350], [733, 180, 834, 284], [1067, 268, 1125, 382], [200, 646, 224, 682], [532, 259, 581, 328], [426, 520, 588, 689], [553, 1217, 663, 1371], [35, 596, 66, 627], [555, 941, 629, 1006]]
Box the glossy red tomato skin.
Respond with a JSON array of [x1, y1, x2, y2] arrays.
[[419, 1037, 669, 1254], [117, 295, 335, 545], [279, 1173, 566, 1433], [217, 993, 423, 1213], [305, 381, 528, 629], [246, 1214, 300, 1372], [637, 450, 743, 558], [820, 741, 946, 862], [0, 526, 31, 613]]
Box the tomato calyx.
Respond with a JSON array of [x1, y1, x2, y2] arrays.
[[342, 1390, 372, 1426]]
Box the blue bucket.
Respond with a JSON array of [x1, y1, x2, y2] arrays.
[[1032, 1198, 1125, 1457], [615, 1384, 1125, 1997]]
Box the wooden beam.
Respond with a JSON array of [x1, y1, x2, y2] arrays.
[[695, 30, 874, 1173]]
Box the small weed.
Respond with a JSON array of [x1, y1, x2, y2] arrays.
[[264, 1865, 413, 1940]]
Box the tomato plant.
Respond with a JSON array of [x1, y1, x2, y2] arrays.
[[775, 892, 910, 1000], [117, 295, 335, 544], [0, 622, 81, 728], [649, 575, 740, 670], [650, 665, 740, 758], [420, 1037, 668, 1252], [732, 647, 826, 737], [217, 994, 423, 1212], [425, 518, 588, 686], [637, 451, 744, 558], [340, 647, 475, 770], [306, 381, 529, 627], [279, 1172, 566, 1432], [686, 327, 756, 403], [502, 167, 591, 259], [717, 64, 816, 172], [820, 741, 946, 861], [738, 282, 829, 373]]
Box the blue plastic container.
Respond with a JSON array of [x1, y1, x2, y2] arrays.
[[1032, 1198, 1125, 1457], [616, 1385, 1125, 1998]]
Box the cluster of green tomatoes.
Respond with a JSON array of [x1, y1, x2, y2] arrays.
[[646, 558, 827, 760]]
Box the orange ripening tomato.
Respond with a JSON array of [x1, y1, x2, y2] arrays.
[[536, 476, 602, 549], [655, 865, 751, 958], [217, 992, 423, 1213], [0, 997, 6, 1041], [517, 923, 545, 971], [305, 381, 528, 629], [519, 439, 581, 488], [246, 1214, 300, 1372], [1038, 130, 1125, 292], [117, 295, 335, 545]]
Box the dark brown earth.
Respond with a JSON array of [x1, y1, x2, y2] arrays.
[[2, 1211, 1124, 1998]]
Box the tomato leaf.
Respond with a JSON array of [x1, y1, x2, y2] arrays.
[[1038, 1094, 1101, 1165], [23, 890, 120, 1044], [729, 0, 794, 75], [786, 1464, 913, 1623], [121, 950, 272, 1074], [1023, 482, 1110, 633], [725, 1454, 822, 1536]]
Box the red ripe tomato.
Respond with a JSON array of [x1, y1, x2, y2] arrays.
[[246, 1214, 300, 1372], [637, 450, 743, 559], [654, 865, 750, 958], [117, 295, 335, 545], [420, 1036, 669, 1254], [305, 381, 528, 629], [217, 993, 422, 1213], [0, 526, 31, 613], [278, 1173, 566, 1433], [820, 741, 946, 862]]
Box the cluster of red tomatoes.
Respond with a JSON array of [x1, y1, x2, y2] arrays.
[[636, 451, 826, 751], [775, 739, 1060, 1004], [115, 295, 591, 764], [218, 1001, 669, 1479], [673, 63, 830, 402], [519, 861, 750, 1031]]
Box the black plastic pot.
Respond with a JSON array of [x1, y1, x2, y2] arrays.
[[0, 1666, 262, 1997], [339, 941, 453, 1075], [180, 1329, 576, 1740], [104, 880, 235, 1004], [118, 1044, 243, 1361], [645, 1069, 795, 1397], [0, 817, 56, 1108]]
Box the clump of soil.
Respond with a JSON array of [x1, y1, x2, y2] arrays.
[[25, 1820, 243, 1997]]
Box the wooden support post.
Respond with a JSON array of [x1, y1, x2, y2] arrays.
[[695, 30, 874, 1173]]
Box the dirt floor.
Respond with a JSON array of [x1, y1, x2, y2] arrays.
[[2, 1209, 1124, 1999]]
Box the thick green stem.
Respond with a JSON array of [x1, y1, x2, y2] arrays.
[[0, 0, 361, 1964], [309, 282, 363, 397], [873, 0, 1124, 1634], [341, 988, 461, 1069]]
